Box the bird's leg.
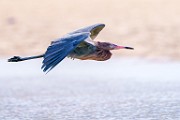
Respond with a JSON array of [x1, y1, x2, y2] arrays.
[[8, 54, 44, 62]]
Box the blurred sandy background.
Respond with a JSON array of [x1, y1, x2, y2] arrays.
[[1, 1, 180, 119], [0, 0, 180, 60]]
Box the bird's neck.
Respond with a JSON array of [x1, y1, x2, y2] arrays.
[[96, 41, 109, 50]]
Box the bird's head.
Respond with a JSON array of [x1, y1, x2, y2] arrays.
[[97, 42, 134, 50]]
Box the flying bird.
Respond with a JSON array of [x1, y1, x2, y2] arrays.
[[8, 23, 134, 73]]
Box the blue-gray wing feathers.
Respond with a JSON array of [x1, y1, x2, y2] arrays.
[[68, 23, 105, 39], [42, 32, 90, 73]]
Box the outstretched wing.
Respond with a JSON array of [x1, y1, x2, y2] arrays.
[[42, 32, 90, 73], [68, 23, 105, 40]]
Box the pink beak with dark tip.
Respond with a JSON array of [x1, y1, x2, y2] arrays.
[[115, 45, 134, 50]]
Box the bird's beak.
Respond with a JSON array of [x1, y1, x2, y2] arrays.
[[114, 45, 134, 50]]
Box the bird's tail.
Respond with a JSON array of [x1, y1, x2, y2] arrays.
[[8, 54, 44, 62]]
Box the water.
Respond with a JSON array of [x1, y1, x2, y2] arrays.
[[0, 58, 180, 120]]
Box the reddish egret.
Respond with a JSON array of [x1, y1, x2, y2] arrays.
[[8, 23, 134, 73]]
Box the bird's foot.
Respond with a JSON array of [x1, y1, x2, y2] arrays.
[[8, 56, 23, 62]]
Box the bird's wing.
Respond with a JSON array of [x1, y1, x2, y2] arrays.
[[68, 23, 105, 40], [42, 32, 90, 73]]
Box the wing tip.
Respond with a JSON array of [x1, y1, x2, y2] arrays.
[[94, 23, 105, 26], [93, 23, 105, 28]]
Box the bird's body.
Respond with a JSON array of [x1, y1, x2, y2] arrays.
[[68, 40, 112, 61], [8, 23, 133, 73]]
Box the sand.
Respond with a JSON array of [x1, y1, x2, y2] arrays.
[[0, 0, 180, 60]]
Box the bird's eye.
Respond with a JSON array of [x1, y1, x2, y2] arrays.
[[110, 44, 116, 48]]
